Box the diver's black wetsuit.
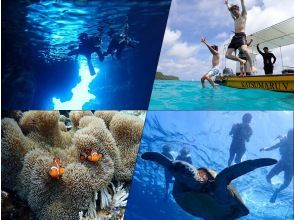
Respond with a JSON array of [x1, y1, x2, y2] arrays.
[[162, 151, 174, 199], [228, 123, 252, 166], [257, 45, 276, 75], [68, 35, 104, 75], [266, 137, 293, 202]]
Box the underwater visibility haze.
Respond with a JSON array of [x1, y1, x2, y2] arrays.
[[2, 0, 171, 110], [125, 111, 294, 220]]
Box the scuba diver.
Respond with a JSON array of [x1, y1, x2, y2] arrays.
[[161, 145, 174, 199], [104, 21, 139, 60], [176, 147, 193, 165], [260, 129, 293, 203], [67, 33, 104, 75], [228, 113, 253, 166]]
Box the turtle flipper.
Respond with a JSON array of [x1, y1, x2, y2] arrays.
[[141, 152, 172, 168], [216, 158, 277, 186]]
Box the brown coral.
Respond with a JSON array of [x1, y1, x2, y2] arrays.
[[109, 113, 144, 181], [1, 118, 35, 190], [20, 111, 72, 149], [94, 111, 118, 128], [69, 111, 93, 130]]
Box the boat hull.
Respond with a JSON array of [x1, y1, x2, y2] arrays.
[[215, 74, 294, 92]]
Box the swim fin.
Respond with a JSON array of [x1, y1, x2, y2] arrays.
[[270, 190, 278, 203]]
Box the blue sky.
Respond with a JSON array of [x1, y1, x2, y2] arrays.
[[157, 0, 294, 80]]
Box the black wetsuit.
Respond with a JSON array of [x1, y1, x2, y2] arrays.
[[257, 45, 276, 75], [266, 137, 293, 190], [68, 37, 104, 75], [228, 32, 246, 50], [228, 123, 252, 166], [176, 155, 193, 165]]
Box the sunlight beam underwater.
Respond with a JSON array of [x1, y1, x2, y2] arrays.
[[52, 56, 98, 110]]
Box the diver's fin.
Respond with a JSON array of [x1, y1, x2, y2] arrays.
[[141, 152, 172, 168], [216, 158, 277, 187], [270, 190, 278, 203]]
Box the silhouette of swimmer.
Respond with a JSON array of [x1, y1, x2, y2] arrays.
[[68, 33, 104, 75], [176, 147, 193, 165], [104, 32, 139, 60], [228, 113, 253, 166], [161, 145, 174, 199], [260, 129, 293, 203]]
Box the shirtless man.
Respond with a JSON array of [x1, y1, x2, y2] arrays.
[[225, 0, 256, 76], [200, 37, 220, 89]]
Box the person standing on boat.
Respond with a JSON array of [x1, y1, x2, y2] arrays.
[[224, 0, 256, 76], [200, 37, 220, 89], [257, 44, 276, 75], [260, 129, 293, 203], [228, 113, 253, 166]]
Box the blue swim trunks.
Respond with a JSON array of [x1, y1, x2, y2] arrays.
[[208, 67, 220, 77]]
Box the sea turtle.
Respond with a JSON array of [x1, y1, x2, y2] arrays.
[[142, 152, 277, 220]]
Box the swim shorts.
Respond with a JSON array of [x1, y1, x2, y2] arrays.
[[207, 67, 220, 77], [228, 32, 246, 50]]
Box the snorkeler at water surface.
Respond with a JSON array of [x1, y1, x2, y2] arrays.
[[260, 129, 293, 203], [228, 113, 253, 166], [176, 147, 193, 165], [200, 37, 220, 89], [104, 31, 139, 59], [225, 0, 256, 76], [68, 33, 104, 75]]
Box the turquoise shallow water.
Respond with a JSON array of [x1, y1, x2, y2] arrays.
[[149, 80, 294, 110]]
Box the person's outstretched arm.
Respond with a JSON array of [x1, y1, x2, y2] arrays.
[[225, 0, 236, 20], [201, 37, 218, 55], [247, 39, 253, 47], [240, 0, 247, 16], [257, 44, 264, 55], [260, 142, 282, 152]]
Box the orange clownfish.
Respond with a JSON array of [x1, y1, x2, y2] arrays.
[[80, 148, 103, 162], [48, 158, 65, 179]]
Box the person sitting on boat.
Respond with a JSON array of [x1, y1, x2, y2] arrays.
[[224, 0, 256, 76], [238, 39, 253, 76], [176, 147, 193, 165], [228, 113, 253, 166], [260, 129, 293, 203], [200, 37, 220, 89], [68, 33, 104, 75], [161, 145, 174, 199], [257, 44, 276, 75]]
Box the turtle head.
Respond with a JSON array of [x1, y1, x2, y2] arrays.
[[170, 161, 196, 179]]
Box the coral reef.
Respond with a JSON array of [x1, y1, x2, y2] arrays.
[[110, 113, 145, 181], [1, 110, 145, 220]]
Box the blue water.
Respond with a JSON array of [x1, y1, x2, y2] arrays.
[[125, 111, 294, 220], [149, 80, 294, 110], [2, 0, 171, 110]]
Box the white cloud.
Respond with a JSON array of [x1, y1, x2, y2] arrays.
[[163, 27, 182, 45], [215, 32, 229, 41], [157, 26, 202, 80]]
